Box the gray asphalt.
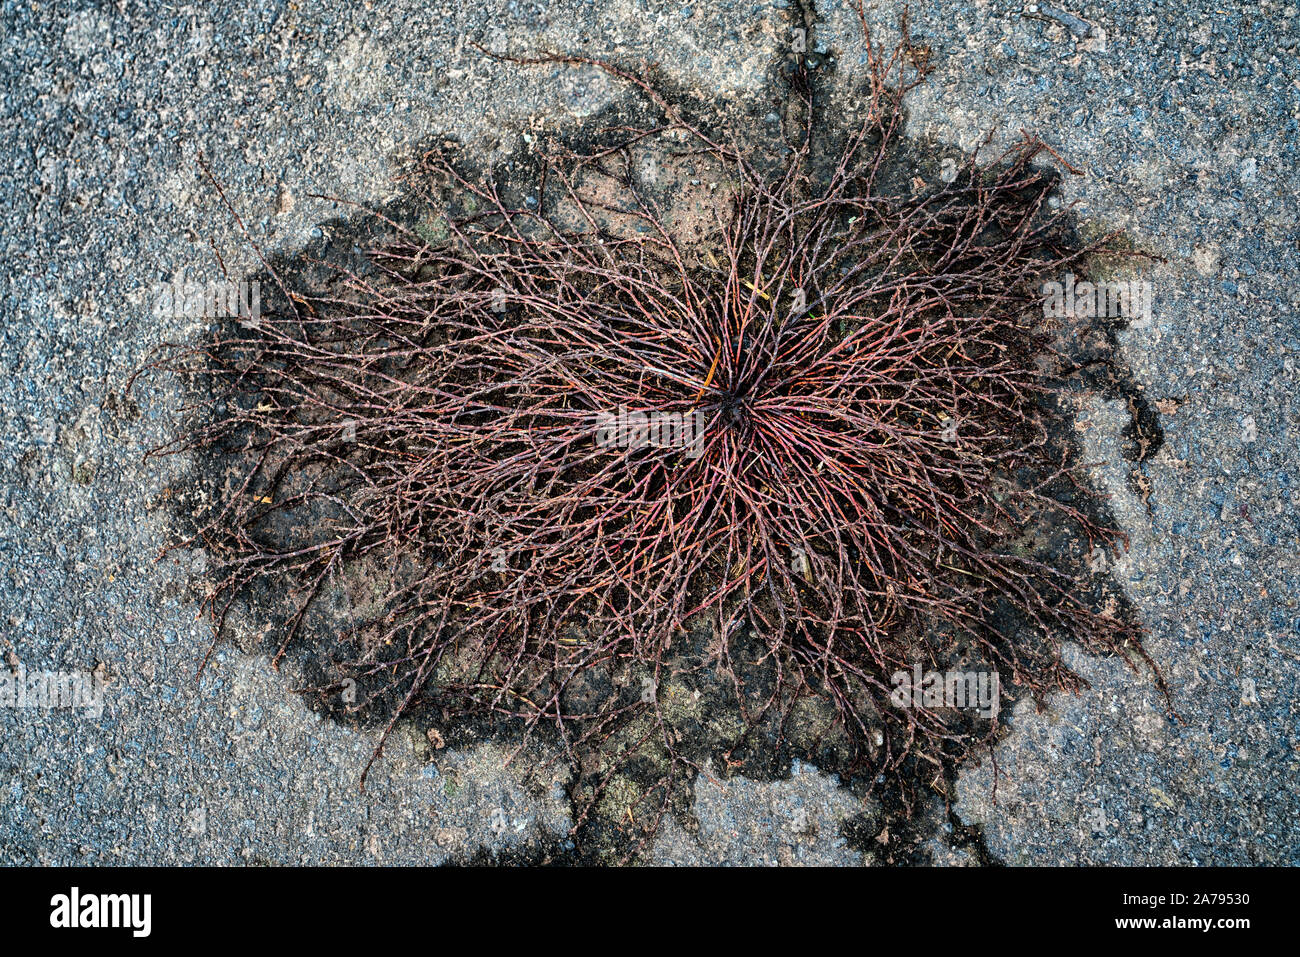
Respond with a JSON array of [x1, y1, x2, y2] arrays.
[[1, 0, 1295, 864]]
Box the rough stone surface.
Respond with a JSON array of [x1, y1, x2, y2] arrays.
[[2, 0, 1295, 864], [652, 760, 868, 866]]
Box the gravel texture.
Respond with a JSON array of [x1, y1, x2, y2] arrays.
[[1, 0, 1295, 864]]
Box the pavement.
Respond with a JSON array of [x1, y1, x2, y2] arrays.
[[0, 0, 1295, 864]]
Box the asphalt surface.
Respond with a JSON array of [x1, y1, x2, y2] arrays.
[[1, 0, 1296, 864]]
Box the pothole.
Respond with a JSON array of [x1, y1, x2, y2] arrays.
[[134, 14, 1165, 864]]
